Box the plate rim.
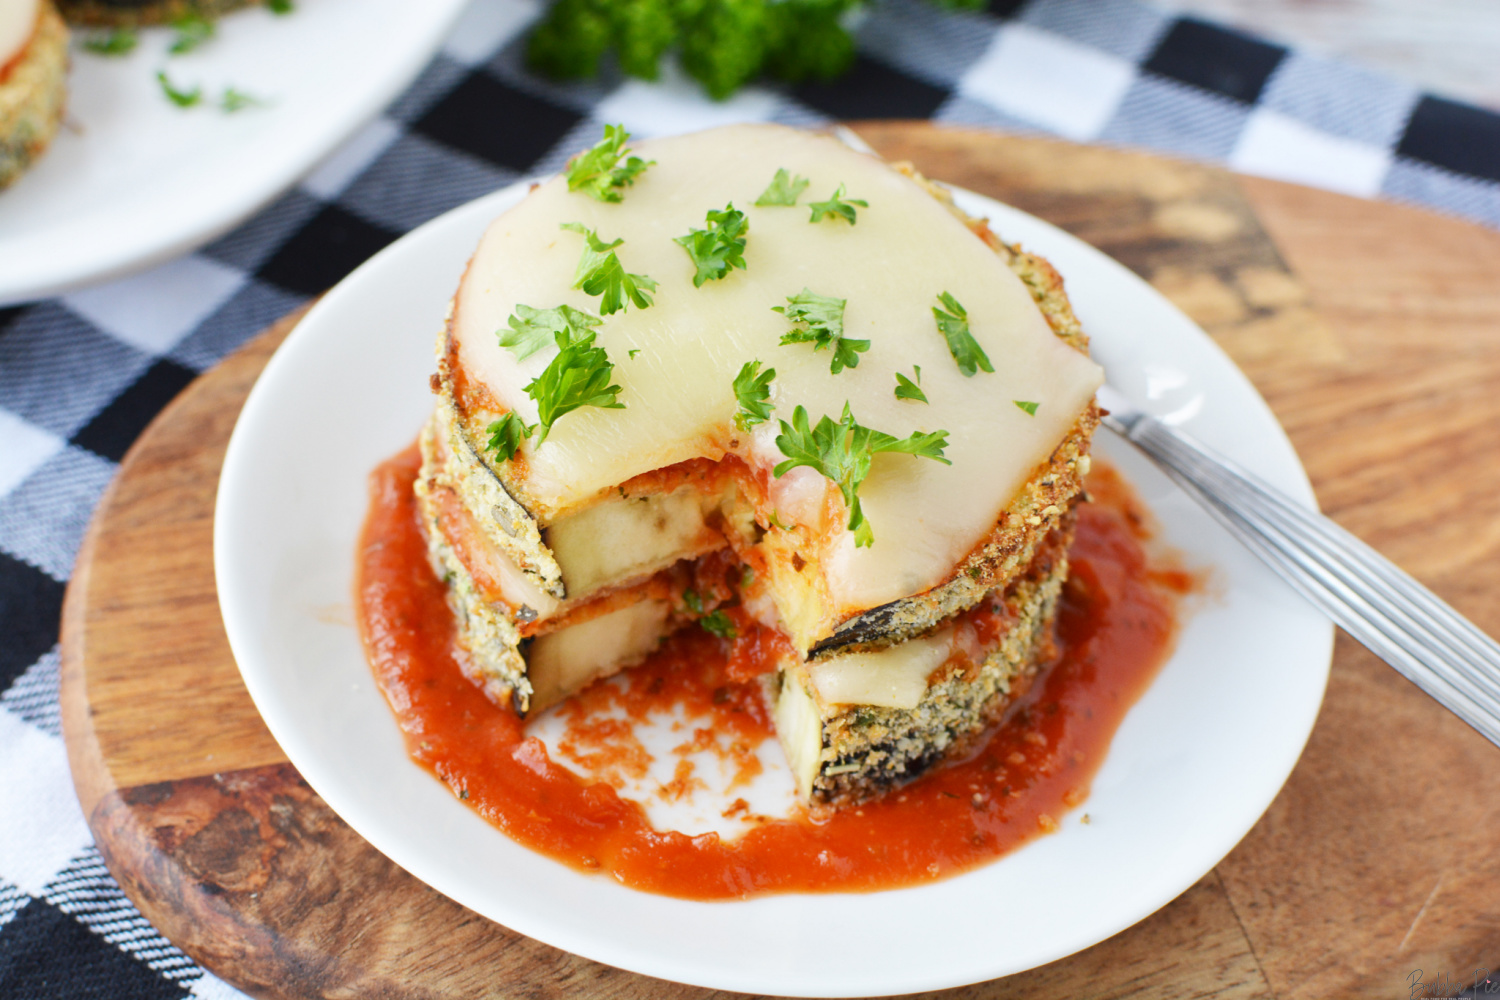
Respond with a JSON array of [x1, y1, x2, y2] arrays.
[[215, 170, 1334, 997]]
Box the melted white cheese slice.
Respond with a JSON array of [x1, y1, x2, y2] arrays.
[[451, 124, 1102, 615], [0, 0, 38, 69]]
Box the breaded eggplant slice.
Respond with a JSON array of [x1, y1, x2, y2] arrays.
[[777, 511, 1075, 807], [0, 0, 66, 190]]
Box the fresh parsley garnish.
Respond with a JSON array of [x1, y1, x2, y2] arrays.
[[732, 360, 775, 430], [755, 168, 809, 207], [933, 292, 993, 377], [894, 366, 927, 403], [525, 328, 626, 446], [774, 289, 867, 374], [700, 610, 737, 639], [807, 184, 867, 225], [1014, 400, 1039, 416], [169, 13, 216, 54], [561, 223, 657, 315], [774, 403, 950, 547], [486, 411, 536, 462], [268, 0, 294, 13], [220, 87, 265, 112], [500, 304, 601, 360], [683, 589, 704, 614], [675, 204, 749, 287], [156, 71, 202, 108], [565, 124, 654, 203], [82, 28, 137, 55]]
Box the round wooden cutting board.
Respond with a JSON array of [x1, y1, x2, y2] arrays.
[[60, 123, 1500, 1000]]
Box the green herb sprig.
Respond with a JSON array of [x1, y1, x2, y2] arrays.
[[169, 13, 216, 54], [486, 411, 536, 462], [82, 28, 137, 56], [675, 204, 749, 287], [755, 168, 810, 207], [933, 292, 993, 377], [1014, 400, 1039, 416], [565, 124, 654, 203], [700, 610, 737, 638], [156, 71, 202, 107], [807, 184, 866, 225], [221, 87, 266, 112], [732, 360, 775, 430], [894, 367, 927, 403], [561, 223, 657, 315], [525, 328, 626, 445], [775, 289, 867, 374], [500, 304, 602, 360], [774, 403, 950, 547]]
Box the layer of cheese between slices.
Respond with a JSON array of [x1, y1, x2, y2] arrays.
[[0, 0, 38, 69], [451, 124, 1102, 615]]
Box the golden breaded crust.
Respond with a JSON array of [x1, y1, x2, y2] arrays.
[[0, 0, 67, 190], [415, 414, 533, 713], [797, 514, 1074, 807]]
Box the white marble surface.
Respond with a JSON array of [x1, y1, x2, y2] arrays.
[[1162, 0, 1500, 109]]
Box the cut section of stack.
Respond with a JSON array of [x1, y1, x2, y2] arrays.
[[417, 124, 1103, 807]]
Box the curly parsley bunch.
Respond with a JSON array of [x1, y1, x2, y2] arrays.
[[527, 0, 972, 99]]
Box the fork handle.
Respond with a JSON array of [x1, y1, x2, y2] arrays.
[[1107, 408, 1500, 748]]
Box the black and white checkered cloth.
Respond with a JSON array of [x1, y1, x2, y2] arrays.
[[2, 0, 1497, 995]]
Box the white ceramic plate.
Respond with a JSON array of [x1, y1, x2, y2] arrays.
[[215, 179, 1333, 997], [0, 0, 471, 305]]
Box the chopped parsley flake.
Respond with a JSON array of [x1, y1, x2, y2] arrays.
[[807, 183, 867, 225], [485, 411, 536, 462], [700, 610, 737, 639], [268, 0, 294, 12], [755, 168, 810, 207], [82, 28, 137, 55], [628, 349, 640, 360], [675, 204, 749, 287], [565, 124, 654, 203], [169, 13, 216, 54], [774, 289, 867, 374], [499, 304, 601, 360], [156, 71, 202, 108], [683, 589, 704, 614], [220, 87, 266, 112], [933, 292, 994, 377], [524, 328, 626, 446], [731, 360, 776, 430], [1014, 400, 1040, 416], [894, 367, 927, 403], [774, 402, 950, 547], [561, 223, 657, 315]]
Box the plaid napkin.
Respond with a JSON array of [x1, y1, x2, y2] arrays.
[[2, 0, 1497, 995]]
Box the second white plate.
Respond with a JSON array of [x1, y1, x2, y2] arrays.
[[214, 178, 1333, 997], [0, 0, 473, 304]]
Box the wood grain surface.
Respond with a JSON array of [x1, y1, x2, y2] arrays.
[[59, 122, 1500, 1000]]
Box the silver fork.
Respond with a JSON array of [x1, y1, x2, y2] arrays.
[[1098, 384, 1500, 748]]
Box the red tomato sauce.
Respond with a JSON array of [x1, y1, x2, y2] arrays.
[[356, 446, 1187, 900]]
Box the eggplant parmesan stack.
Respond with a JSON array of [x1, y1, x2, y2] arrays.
[[418, 124, 1103, 807], [0, 0, 66, 190]]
